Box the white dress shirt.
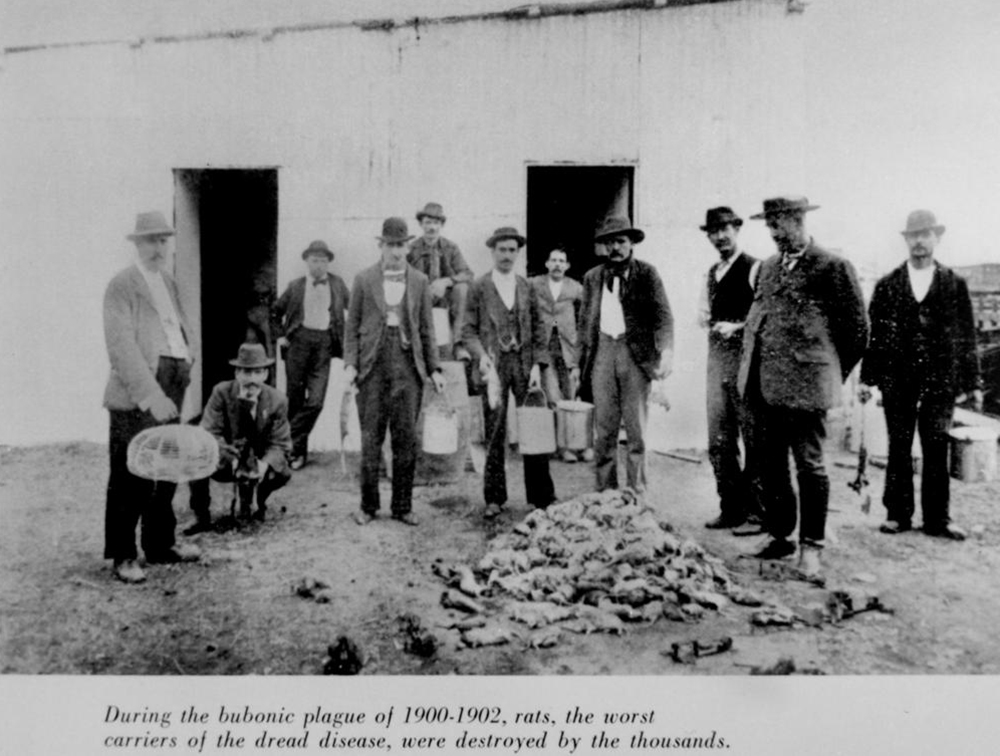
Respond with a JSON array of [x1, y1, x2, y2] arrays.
[[383, 271, 406, 326], [303, 276, 332, 330], [599, 276, 626, 338], [491, 269, 517, 310], [907, 262, 935, 303], [136, 263, 189, 360], [696, 250, 761, 328]]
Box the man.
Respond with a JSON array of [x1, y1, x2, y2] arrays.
[[344, 217, 446, 526], [737, 196, 868, 579], [696, 207, 763, 534], [579, 217, 673, 493], [407, 202, 474, 359], [859, 210, 982, 541], [530, 246, 589, 462], [198, 343, 292, 523], [274, 240, 350, 470], [103, 211, 201, 584], [460, 226, 556, 518]]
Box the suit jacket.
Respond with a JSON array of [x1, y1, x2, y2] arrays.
[[737, 239, 869, 411], [274, 274, 351, 358], [407, 236, 474, 285], [344, 263, 440, 384], [460, 272, 548, 378], [201, 380, 292, 473], [860, 262, 981, 398], [530, 275, 583, 367], [103, 265, 196, 411], [578, 258, 674, 390]]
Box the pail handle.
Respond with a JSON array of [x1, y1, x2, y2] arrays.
[[523, 387, 549, 408]]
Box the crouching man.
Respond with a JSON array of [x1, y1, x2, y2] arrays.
[[195, 343, 292, 523]]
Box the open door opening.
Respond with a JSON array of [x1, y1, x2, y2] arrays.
[[174, 168, 279, 413], [525, 165, 635, 279]]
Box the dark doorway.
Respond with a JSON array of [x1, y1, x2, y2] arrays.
[[174, 168, 279, 408], [525, 165, 635, 279]]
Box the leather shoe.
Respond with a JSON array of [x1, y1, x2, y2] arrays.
[[560, 450, 578, 463], [113, 559, 147, 584], [732, 520, 765, 537], [182, 517, 213, 536], [392, 512, 419, 526], [290, 456, 306, 471], [879, 520, 911, 535], [705, 515, 744, 530], [580, 448, 595, 462], [146, 543, 201, 564], [353, 511, 376, 526], [923, 523, 967, 541], [752, 538, 796, 560]]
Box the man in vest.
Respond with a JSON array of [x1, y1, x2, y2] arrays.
[[859, 210, 982, 541], [579, 217, 674, 493], [738, 196, 868, 580], [407, 202, 474, 360], [460, 226, 556, 518], [102, 211, 201, 583], [274, 240, 350, 470], [698, 207, 764, 534], [344, 218, 446, 526]]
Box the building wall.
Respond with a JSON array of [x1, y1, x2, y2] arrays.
[[2, 0, 997, 447]]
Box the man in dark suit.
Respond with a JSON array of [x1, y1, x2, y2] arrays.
[[860, 210, 982, 541], [579, 217, 673, 493], [199, 343, 292, 522], [274, 240, 350, 469], [529, 246, 589, 462], [738, 196, 868, 578], [344, 218, 446, 526], [103, 211, 201, 584], [460, 226, 556, 518], [407, 202, 474, 359], [697, 207, 763, 533]]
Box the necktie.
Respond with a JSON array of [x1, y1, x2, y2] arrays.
[[606, 273, 621, 296], [312, 277, 326, 286], [384, 271, 405, 282]]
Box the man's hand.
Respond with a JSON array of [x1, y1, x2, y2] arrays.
[[711, 321, 743, 339], [654, 351, 673, 381], [858, 384, 872, 405], [569, 367, 581, 399], [430, 277, 453, 300], [431, 370, 446, 394], [147, 394, 179, 422], [276, 336, 289, 350], [528, 364, 542, 391], [479, 354, 493, 376], [256, 460, 268, 479], [343, 365, 358, 386], [974, 389, 985, 413]]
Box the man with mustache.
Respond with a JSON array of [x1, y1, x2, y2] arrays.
[[103, 211, 201, 583], [859, 210, 982, 541], [738, 196, 868, 580], [579, 217, 674, 493], [697, 207, 763, 534], [199, 343, 292, 522]]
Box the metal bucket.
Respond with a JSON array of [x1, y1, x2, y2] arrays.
[[949, 426, 999, 483], [422, 396, 459, 455], [516, 388, 557, 455], [556, 400, 594, 451]]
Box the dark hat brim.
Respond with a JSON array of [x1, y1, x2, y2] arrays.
[[700, 219, 743, 232], [902, 225, 946, 236], [416, 211, 446, 223], [487, 232, 527, 248], [749, 204, 820, 220], [302, 248, 334, 260], [229, 357, 275, 368], [595, 228, 645, 244], [127, 230, 175, 240], [377, 235, 416, 244]]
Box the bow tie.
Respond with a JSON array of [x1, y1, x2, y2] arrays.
[[383, 271, 405, 282], [605, 272, 623, 294], [311, 277, 327, 286]]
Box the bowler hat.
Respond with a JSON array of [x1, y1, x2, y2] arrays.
[[301, 240, 335, 261], [700, 206, 744, 232], [594, 217, 645, 244], [486, 226, 527, 248], [377, 217, 415, 244], [229, 342, 275, 369], [416, 202, 447, 223], [126, 211, 175, 240], [902, 209, 945, 236], [749, 195, 820, 220]]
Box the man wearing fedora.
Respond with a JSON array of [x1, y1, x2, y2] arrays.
[[579, 217, 673, 493], [344, 218, 446, 526], [274, 240, 351, 469], [408, 202, 474, 359], [460, 226, 556, 518], [103, 211, 201, 584], [697, 207, 763, 533], [198, 343, 292, 522], [859, 210, 982, 541], [738, 196, 868, 578]]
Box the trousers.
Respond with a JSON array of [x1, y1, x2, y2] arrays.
[[285, 327, 333, 457], [592, 335, 650, 492]]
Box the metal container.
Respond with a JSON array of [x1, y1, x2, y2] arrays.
[[556, 400, 594, 451]]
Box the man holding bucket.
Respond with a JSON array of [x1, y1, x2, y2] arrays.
[[859, 210, 982, 541], [344, 218, 446, 526], [579, 217, 674, 493], [460, 226, 556, 519], [530, 246, 592, 463]]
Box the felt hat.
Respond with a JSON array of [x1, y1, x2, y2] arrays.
[[486, 226, 527, 248], [902, 209, 945, 236], [377, 217, 415, 244], [301, 240, 334, 260], [229, 343, 275, 369], [700, 206, 744, 232], [416, 202, 447, 223], [594, 217, 645, 244], [126, 211, 175, 240], [749, 195, 820, 220]]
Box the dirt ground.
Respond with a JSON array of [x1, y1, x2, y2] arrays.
[[2, 431, 1000, 676]]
